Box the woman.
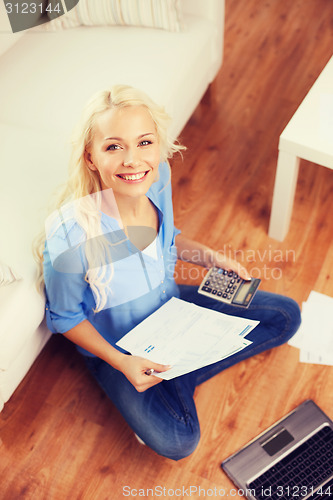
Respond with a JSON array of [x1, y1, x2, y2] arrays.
[[39, 85, 301, 460]]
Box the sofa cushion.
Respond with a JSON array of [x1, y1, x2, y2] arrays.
[[45, 0, 183, 32]]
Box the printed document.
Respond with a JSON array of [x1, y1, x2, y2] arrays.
[[289, 291, 333, 365], [116, 297, 259, 380]]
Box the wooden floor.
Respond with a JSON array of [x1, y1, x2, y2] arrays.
[[1, 1, 333, 498]]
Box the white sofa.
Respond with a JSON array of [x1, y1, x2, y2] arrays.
[[0, 0, 224, 411]]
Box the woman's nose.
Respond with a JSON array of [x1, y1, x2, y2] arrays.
[[123, 148, 139, 167]]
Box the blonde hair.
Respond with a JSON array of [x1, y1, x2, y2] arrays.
[[35, 84, 185, 312]]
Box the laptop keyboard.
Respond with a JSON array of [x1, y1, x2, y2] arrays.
[[249, 426, 333, 499]]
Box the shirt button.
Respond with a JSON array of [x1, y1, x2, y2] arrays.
[[162, 290, 166, 294], [161, 280, 164, 284]]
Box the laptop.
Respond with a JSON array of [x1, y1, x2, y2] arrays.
[[222, 400, 333, 499]]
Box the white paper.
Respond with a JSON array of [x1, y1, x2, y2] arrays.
[[116, 297, 259, 380], [288, 291, 333, 365], [299, 350, 333, 366]]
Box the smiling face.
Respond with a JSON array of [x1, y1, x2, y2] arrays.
[[85, 105, 161, 202]]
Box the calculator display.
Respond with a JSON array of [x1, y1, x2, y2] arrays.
[[198, 267, 261, 308], [233, 282, 252, 304]]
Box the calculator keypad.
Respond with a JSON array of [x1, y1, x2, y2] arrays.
[[198, 268, 243, 305]]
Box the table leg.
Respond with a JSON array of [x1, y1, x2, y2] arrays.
[[268, 150, 300, 241]]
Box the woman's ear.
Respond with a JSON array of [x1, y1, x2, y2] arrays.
[[84, 149, 97, 171]]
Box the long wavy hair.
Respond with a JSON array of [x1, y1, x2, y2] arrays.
[[34, 84, 185, 312]]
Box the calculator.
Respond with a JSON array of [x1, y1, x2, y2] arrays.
[[198, 267, 261, 308]]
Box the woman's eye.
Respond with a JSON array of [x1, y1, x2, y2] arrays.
[[107, 144, 120, 151], [140, 140, 152, 146]]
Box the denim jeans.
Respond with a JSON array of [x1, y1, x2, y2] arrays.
[[83, 286, 301, 461]]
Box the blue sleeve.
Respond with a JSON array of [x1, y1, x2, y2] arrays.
[[43, 222, 89, 334]]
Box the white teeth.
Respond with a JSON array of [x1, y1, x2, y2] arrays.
[[119, 172, 146, 181]]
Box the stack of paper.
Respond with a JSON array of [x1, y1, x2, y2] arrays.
[[117, 297, 259, 380], [288, 291, 333, 365]]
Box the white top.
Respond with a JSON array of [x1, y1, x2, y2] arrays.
[[279, 55, 333, 169], [142, 237, 158, 261]]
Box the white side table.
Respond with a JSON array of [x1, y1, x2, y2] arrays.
[[268, 55, 333, 241]]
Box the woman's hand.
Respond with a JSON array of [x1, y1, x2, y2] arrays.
[[118, 355, 171, 392], [212, 251, 252, 281], [175, 234, 251, 281]]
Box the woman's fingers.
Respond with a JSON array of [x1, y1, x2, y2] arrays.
[[214, 254, 252, 281], [121, 356, 171, 392]]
